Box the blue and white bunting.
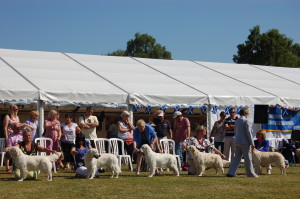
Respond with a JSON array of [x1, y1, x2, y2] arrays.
[[225, 106, 231, 115], [160, 105, 167, 113], [174, 105, 180, 112], [132, 104, 141, 112], [145, 105, 152, 114], [200, 105, 207, 114], [187, 106, 194, 115], [211, 105, 219, 114], [293, 107, 300, 111], [236, 106, 243, 115]]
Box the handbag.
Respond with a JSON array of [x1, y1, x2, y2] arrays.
[[125, 137, 133, 145]]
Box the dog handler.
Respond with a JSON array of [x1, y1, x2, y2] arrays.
[[5, 127, 58, 180], [226, 108, 258, 178], [133, 119, 160, 175]]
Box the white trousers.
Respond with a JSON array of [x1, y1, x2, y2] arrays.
[[224, 136, 235, 161], [227, 144, 257, 177]]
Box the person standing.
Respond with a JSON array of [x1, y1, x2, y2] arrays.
[[44, 110, 61, 151], [210, 111, 226, 153], [173, 111, 190, 163], [3, 105, 20, 142], [227, 108, 257, 178], [79, 107, 99, 148], [25, 111, 39, 141], [61, 113, 81, 169], [117, 111, 135, 157], [153, 110, 173, 152], [133, 119, 159, 175], [224, 108, 237, 160]]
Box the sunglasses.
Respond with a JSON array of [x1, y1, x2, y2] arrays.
[[230, 112, 235, 114]]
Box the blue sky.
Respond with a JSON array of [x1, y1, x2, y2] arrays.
[[0, 0, 299, 63]]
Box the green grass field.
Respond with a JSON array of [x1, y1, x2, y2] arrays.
[[1, 165, 299, 199]]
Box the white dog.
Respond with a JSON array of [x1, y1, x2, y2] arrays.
[[9, 147, 61, 181], [83, 149, 121, 179], [140, 144, 179, 177], [252, 148, 286, 175], [186, 145, 224, 176]]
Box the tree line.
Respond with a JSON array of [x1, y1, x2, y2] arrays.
[[108, 26, 300, 68]]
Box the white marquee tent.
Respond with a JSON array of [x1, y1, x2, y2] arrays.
[[1, 48, 299, 138]]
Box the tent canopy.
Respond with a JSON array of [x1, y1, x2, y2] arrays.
[[0, 48, 299, 108]]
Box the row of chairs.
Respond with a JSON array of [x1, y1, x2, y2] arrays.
[[94, 138, 181, 171], [0, 137, 181, 172]]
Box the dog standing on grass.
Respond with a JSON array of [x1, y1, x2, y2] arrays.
[[9, 147, 62, 181], [140, 144, 179, 177], [186, 145, 224, 176], [83, 148, 121, 179], [252, 148, 286, 175]]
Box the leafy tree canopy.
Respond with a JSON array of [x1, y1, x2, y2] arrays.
[[108, 33, 172, 59], [233, 25, 300, 67]]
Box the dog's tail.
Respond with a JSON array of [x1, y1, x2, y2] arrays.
[[47, 152, 64, 162]]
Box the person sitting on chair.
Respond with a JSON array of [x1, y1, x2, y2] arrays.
[[182, 125, 226, 175], [254, 130, 272, 174], [5, 127, 57, 180], [254, 130, 270, 152]]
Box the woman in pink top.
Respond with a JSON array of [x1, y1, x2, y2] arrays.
[[44, 110, 61, 151], [4, 124, 23, 173], [3, 105, 20, 141]]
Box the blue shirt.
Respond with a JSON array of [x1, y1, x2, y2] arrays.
[[254, 139, 270, 152], [75, 140, 90, 168], [134, 124, 157, 148]]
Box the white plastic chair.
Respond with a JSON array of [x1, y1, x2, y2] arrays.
[[34, 137, 57, 173], [109, 138, 133, 171], [0, 138, 6, 167], [160, 138, 181, 171], [94, 138, 110, 154]]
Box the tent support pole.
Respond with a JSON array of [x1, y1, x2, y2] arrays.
[[37, 100, 44, 137], [207, 104, 212, 138], [128, 104, 134, 125]]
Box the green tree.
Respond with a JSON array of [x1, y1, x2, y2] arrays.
[[233, 25, 300, 67], [107, 49, 126, 56], [108, 33, 172, 59]]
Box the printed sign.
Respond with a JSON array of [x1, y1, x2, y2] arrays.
[[262, 107, 300, 133]]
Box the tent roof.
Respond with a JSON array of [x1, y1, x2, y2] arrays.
[[0, 48, 299, 107], [0, 57, 40, 103], [0, 49, 128, 106], [65, 53, 208, 106]]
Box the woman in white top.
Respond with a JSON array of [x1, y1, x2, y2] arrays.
[[117, 110, 135, 157], [61, 113, 81, 169], [210, 111, 226, 153]]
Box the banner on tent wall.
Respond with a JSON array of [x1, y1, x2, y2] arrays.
[[262, 107, 300, 133]]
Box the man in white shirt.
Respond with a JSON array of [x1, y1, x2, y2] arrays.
[[79, 107, 99, 148]]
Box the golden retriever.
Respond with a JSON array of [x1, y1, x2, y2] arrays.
[[186, 145, 224, 176], [252, 148, 286, 175]]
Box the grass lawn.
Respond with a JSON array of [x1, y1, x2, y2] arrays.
[[0, 164, 299, 199]]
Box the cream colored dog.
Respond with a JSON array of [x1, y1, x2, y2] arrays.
[[9, 147, 61, 181], [252, 148, 286, 175], [83, 148, 121, 179], [140, 144, 179, 177], [186, 145, 224, 176]]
